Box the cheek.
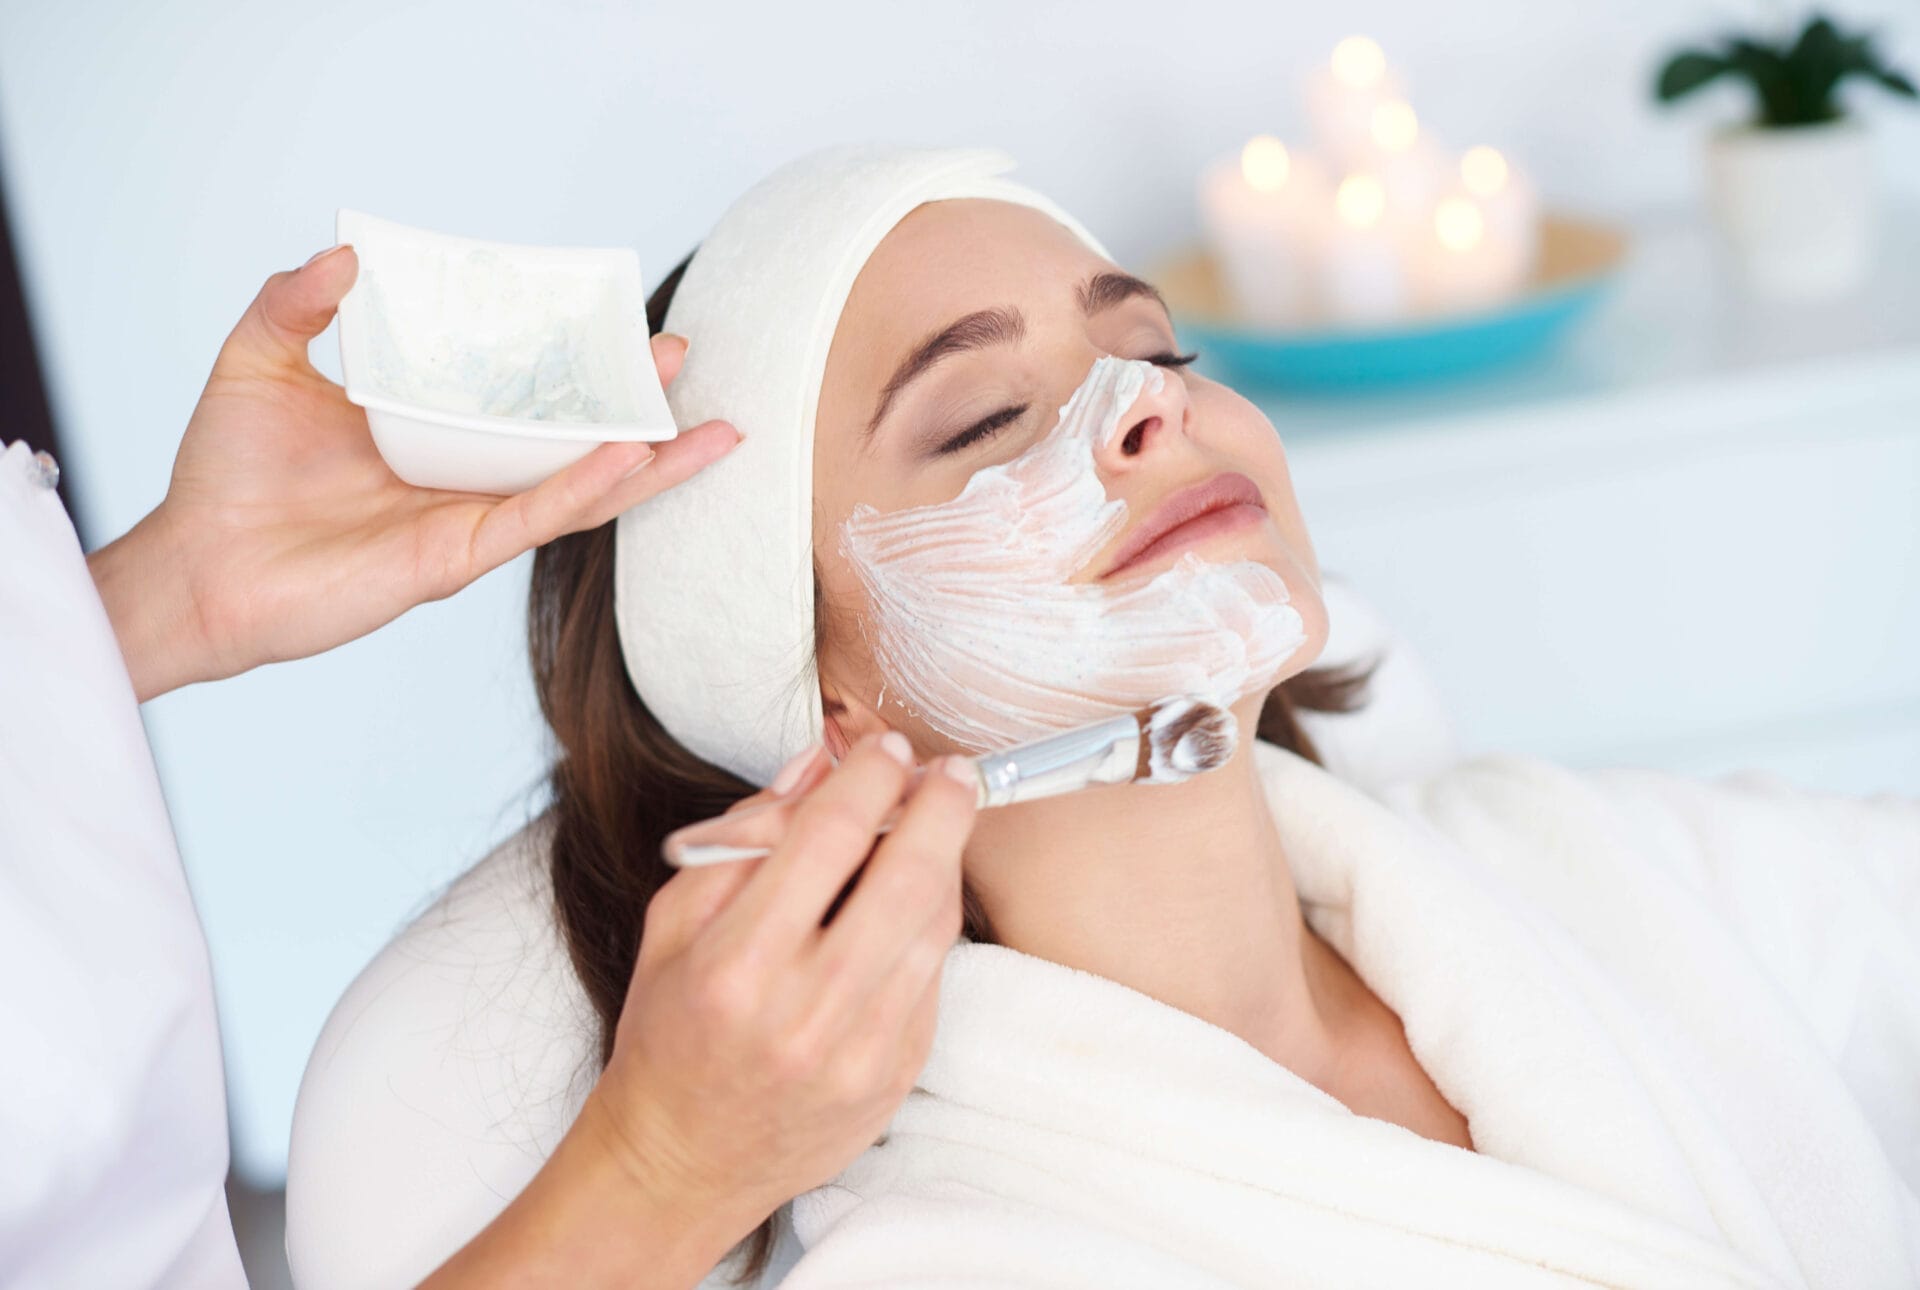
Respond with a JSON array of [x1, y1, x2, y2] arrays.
[[813, 544, 874, 673], [1198, 386, 1317, 566]]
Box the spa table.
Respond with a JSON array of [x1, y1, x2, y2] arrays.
[[1263, 205, 1920, 798]]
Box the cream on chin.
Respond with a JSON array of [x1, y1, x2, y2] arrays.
[[841, 355, 1306, 752]]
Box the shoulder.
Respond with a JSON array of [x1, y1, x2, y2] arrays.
[[285, 816, 602, 1289]]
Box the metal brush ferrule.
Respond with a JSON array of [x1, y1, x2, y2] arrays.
[[970, 714, 1142, 809]]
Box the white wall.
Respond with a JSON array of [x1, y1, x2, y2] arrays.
[[3, 0, 1916, 1183]]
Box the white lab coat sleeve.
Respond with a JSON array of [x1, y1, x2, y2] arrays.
[[1582, 761, 1920, 1191], [0, 442, 244, 1290]]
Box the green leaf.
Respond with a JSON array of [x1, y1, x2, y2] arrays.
[[1657, 51, 1730, 101], [1875, 68, 1919, 98], [1790, 15, 1842, 70], [1842, 39, 1919, 103], [1788, 21, 1849, 116], [1728, 38, 1811, 123], [1835, 34, 1878, 74]]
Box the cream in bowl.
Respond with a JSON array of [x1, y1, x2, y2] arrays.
[[334, 208, 678, 494]]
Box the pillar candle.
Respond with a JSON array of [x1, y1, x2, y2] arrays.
[[1320, 172, 1409, 324], [1458, 145, 1541, 278], [1198, 136, 1332, 325], [1304, 36, 1407, 173]]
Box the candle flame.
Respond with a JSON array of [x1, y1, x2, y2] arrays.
[[1461, 146, 1510, 198], [1240, 136, 1291, 192], [1331, 36, 1386, 89], [1336, 174, 1387, 229], [1435, 197, 1485, 252], [1370, 100, 1418, 153]]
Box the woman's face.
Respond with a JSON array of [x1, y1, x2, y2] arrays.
[[812, 198, 1327, 757]]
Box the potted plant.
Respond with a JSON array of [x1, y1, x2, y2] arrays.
[[1655, 12, 1916, 297]]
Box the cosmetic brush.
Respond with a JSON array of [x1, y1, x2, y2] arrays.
[[666, 695, 1237, 868]]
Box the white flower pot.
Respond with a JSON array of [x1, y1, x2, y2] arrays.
[[1706, 118, 1877, 298]]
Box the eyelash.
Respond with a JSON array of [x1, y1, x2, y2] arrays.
[[934, 350, 1200, 456]]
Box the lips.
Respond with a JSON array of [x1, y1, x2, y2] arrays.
[[1099, 471, 1268, 580]]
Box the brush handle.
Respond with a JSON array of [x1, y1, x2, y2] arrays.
[[669, 786, 925, 869], [668, 714, 1143, 868]]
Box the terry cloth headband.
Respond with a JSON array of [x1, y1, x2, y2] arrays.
[[612, 144, 1111, 786]]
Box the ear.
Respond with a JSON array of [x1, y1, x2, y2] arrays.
[[820, 677, 891, 760]]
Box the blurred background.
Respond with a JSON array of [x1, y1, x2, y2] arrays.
[[2, 1, 1915, 1283]]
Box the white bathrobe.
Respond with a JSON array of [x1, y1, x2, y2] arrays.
[[287, 740, 1919, 1289], [777, 743, 1920, 1289]]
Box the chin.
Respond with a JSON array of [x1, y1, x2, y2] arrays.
[[1225, 529, 1322, 615]]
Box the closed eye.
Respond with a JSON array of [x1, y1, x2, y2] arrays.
[[936, 402, 1029, 456], [932, 351, 1199, 457]]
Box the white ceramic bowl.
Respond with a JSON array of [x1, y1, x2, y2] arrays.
[[334, 209, 679, 495]]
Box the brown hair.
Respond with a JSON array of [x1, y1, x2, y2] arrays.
[[529, 251, 1379, 1281]]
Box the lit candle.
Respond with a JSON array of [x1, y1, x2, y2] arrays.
[[1457, 145, 1541, 279], [1413, 193, 1508, 313], [1365, 97, 1451, 228], [1305, 36, 1407, 173], [1320, 172, 1410, 324], [1198, 135, 1331, 325]]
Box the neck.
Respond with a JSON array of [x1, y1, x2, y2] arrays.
[[961, 700, 1358, 1087]]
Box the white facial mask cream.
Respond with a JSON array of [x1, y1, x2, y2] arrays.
[[840, 355, 1306, 756], [362, 250, 618, 424]]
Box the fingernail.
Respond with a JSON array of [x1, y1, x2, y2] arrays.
[[657, 331, 689, 351], [303, 243, 347, 268], [620, 446, 656, 480], [938, 756, 978, 787], [878, 731, 914, 766], [770, 740, 823, 795]]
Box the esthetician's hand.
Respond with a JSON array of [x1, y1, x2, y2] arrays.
[[86, 244, 741, 702], [424, 731, 978, 1290]]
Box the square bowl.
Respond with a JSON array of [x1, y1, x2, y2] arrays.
[[334, 208, 679, 495]]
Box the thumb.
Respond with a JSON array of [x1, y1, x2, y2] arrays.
[[640, 857, 764, 965], [215, 243, 360, 378]]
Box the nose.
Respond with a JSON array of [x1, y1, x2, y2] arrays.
[[1096, 362, 1190, 471]]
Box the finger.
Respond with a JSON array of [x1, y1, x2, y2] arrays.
[[641, 856, 765, 962], [836, 945, 944, 1108], [214, 244, 359, 378], [824, 956, 942, 1117], [808, 757, 974, 1013], [651, 333, 690, 387], [727, 740, 831, 813], [663, 742, 833, 865], [712, 731, 916, 954], [462, 418, 740, 577], [868, 905, 959, 1052], [645, 742, 830, 952], [663, 794, 799, 866], [625, 419, 742, 501]]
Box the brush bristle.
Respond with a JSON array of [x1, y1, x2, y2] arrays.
[[1138, 696, 1238, 784]]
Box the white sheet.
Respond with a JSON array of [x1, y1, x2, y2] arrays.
[[780, 743, 1920, 1288]]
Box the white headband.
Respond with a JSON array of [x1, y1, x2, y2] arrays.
[[612, 145, 1111, 786]]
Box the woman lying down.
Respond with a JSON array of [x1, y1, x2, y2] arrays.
[[288, 146, 1920, 1287]]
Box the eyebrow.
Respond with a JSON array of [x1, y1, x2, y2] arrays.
[[864, 271, 1171, 438]]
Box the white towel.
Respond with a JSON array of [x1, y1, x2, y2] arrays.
[[781, 743, 1920, 1288]]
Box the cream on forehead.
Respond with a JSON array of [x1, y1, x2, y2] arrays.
[[840, 355, 1306, 751]]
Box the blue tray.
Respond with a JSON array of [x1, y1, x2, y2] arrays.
[[1152, 216, 1627, 393]]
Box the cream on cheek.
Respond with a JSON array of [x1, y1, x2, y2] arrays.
[[839, 355, 1307, 752]]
